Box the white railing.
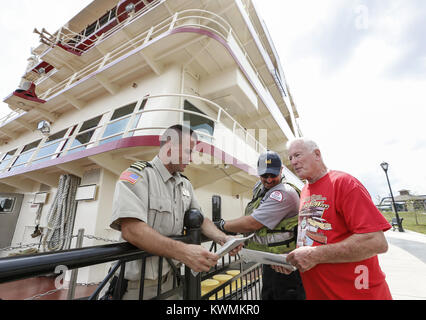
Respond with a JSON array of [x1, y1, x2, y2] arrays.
[[0, 94, 267, 174], [36, 9, 268, 100], [39, 0, 162, 56], [0, 109, 25, 127]]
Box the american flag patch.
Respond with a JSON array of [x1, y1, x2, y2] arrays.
[[119, 171, 140, 184]]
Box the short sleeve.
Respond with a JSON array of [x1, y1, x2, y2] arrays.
[[110, 170, 149, 231], [251, 186, 299, 230], [338, 182, 391, 234]]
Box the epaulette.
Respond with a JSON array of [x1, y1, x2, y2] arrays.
[[130, 161, 152, 172], [179, 173, 190, 181]]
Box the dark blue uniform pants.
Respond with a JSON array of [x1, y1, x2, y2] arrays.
[[261, 265, 306, 300]]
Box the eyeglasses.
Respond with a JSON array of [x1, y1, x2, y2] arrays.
[[260, 173, 278, 179]]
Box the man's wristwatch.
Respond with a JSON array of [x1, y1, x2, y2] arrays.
[[219, 219, 226, 232]]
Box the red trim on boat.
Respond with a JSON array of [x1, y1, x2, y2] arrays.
[[75, 19, 119, 52], [56, 43, 83, 56], [12, 91, 46, 104], [13, 82, 46, 104], [31, 61, 55, 75], [0, 136, 256, 179]]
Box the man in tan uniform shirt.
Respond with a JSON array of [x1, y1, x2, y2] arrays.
[[110, 125, 239, 299]]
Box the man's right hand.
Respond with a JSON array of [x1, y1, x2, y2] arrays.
[[271, 265, 294, 275], [180, 244, 219, 272], [121, 219, 220, 272]]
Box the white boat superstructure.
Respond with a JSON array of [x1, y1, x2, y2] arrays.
[[0, 0, 302, 292]]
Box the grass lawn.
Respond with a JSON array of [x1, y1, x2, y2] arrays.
[[381, 211, 426, 235]]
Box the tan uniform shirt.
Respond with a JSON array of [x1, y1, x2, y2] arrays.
[[110, 156, 202, 280]]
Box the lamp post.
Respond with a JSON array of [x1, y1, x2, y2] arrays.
[[380, 162, 404, 232]]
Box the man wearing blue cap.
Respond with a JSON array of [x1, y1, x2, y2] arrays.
[[218, 151, 305, 300]]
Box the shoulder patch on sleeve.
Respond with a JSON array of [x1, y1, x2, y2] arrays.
[[119, 171, 140, 184], [269, 190, 284, 202], [130, 161, 152, 172]]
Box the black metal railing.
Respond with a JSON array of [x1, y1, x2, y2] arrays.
[[201, 262, 263, 300], [0, 210, 262, 300]]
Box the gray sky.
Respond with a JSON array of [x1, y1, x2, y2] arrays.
[[0, 0, 425, 203], [0, 1, 93, 105], [256, 0, 426, 203]]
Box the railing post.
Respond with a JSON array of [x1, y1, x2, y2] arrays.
[[144, 27, 154, 44], [67, 228, 85, 300], [183, 209, 203, 300], [169, 12, 178, 30], [56, 27, 62, 44]]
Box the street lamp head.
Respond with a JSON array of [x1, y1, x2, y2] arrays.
[[380, 162, 389, 172]]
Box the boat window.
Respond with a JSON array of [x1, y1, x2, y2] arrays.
[[10, 140, 42, 170], [183, 100, 215, 140], [31, 129, 68, 165], [111, 102, 137, 121], [128, 99, 148, 135], [99, 102, 137, 145], [109, 8, 116, 19], [66, 115, 103, 154], [47, 129, 69, 143], [22, 140, 41, 153], [0, 149, 17, 171], [0, 196, 15, 214], [67, 6, 117, 49], [85, 22, 97, 37], [99, 11, 111, 27], [79, 115, 103, 133]]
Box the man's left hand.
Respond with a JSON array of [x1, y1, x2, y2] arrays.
[[218, 236, 243, 256]]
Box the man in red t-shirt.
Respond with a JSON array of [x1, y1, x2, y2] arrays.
[[273, 138, 392, 300]]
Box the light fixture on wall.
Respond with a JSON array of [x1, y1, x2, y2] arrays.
[[125, 3, 135, 13], [37, 120, 51, 135]]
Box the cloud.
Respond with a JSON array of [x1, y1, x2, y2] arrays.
[[288, 0, 373, 74], [0, 0, 93, 120], [359, 0, 426, 79], [287, 0, 426, 79], [384, 10, 426, 79], [257, 0, 426, 203]]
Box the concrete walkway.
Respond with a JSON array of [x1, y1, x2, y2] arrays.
[[379, 229, 426, 300]]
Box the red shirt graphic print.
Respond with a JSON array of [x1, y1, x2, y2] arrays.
[[296, 171, 392, 300]]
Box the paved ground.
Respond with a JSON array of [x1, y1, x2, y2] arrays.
[[379, 229, 426, 300]]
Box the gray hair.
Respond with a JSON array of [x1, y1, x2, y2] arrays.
[[286, 137, 320, 153]]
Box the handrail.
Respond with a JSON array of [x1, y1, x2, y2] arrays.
[[0, 110, 24, 127], [1, 94, 266, 174], [38, 0, 162, 56], [1, 6, 271, 133], [40, 11, 226, 98], [0, 233, 195, 285], [36, 9, 265, 100], [201, 261, 262, 300], [0, 210, 262, 300]]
